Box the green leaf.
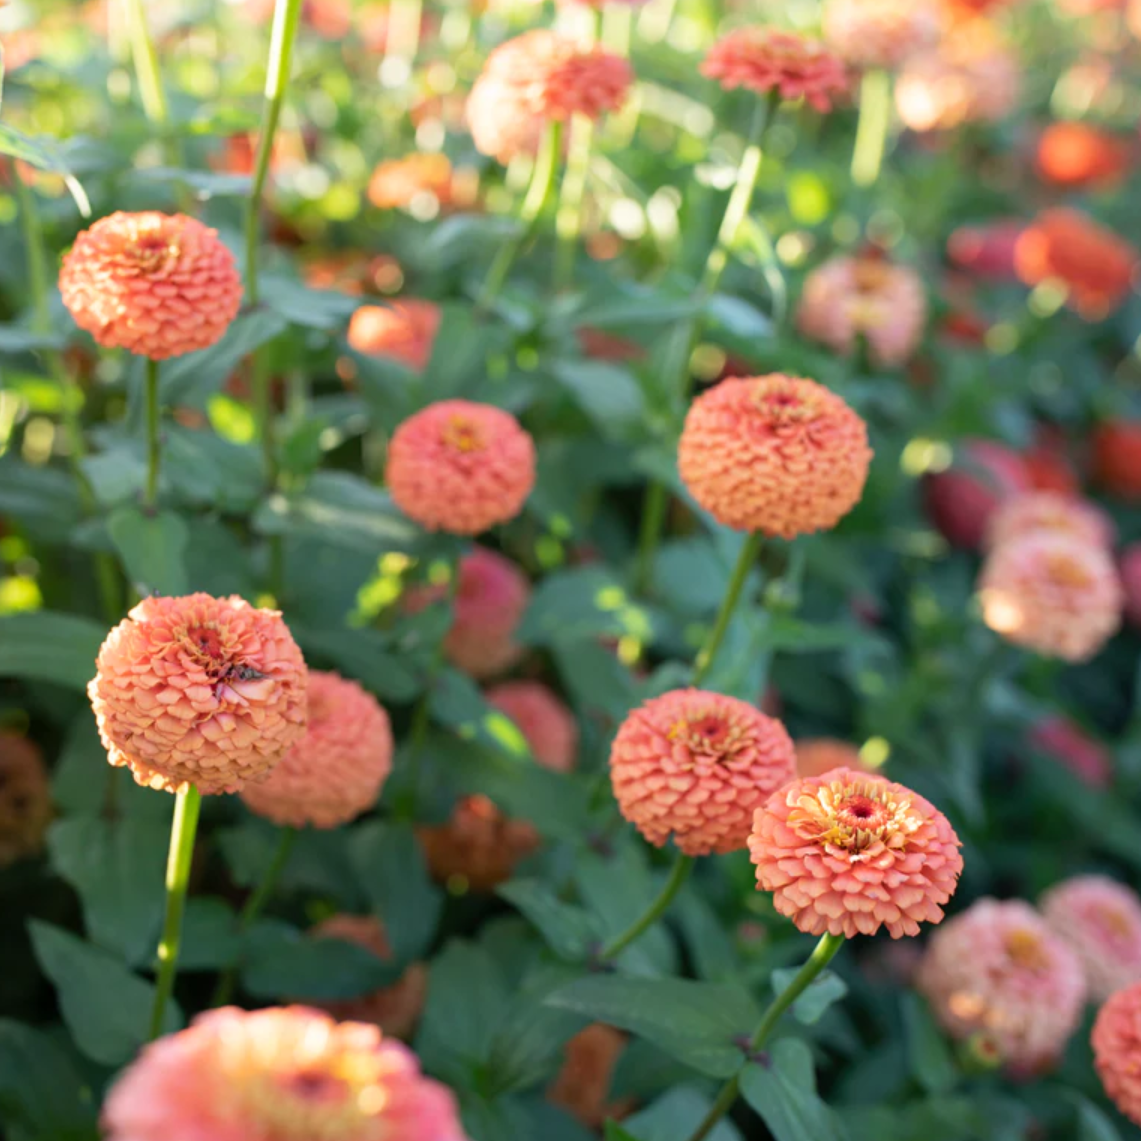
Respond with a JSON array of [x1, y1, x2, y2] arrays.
[[179, 898, 241, 970], [293, 625, 422, 703], [606, 1126, 640, 1141], [497, 879, 598, 962], [901, 992, 958, 1095], [0, 124, 90, 215], [28, 921, 181, 1065], [47, 816, 169, 966], [78, 446, 147, 507], [0, 1020, 98, 1141], [771, 968, 847, 1026], [0, 612, 104, 690], [1076, 1098, 1124, 1141], [550, 361, 647, 442], [0, 455, 83, 543], [518, 567, 655, 648], [134, 166, 253, 198], [758, 616, 885, 655], [675, 891, 737, 983], [706, 294, 773, 340], [348, 822, 441, 963], [107, 507, 189, 596], [545, 975, 757, 1078], [619, 1087, 744, 1141], [739, 1039, 848, 1141], [0, 324, 67, 352], [163, 426, 264, 512], [261, 276, 359, 330]]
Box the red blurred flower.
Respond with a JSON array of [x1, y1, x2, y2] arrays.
[[947, 220, 1022, 281], [1036, 121, 1131, 190], [348, 301, 441, 372], [923, 439, 1032, 549], [1092, 420, 1141, 500]]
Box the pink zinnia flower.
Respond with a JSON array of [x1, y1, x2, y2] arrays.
[[241, 671, 393, 828], [918, 898, 1086, 1074], [947, 220, 1023, 282], [386, 400, 536, 535], [347, 301, 441, 372], [823, 0, 943, 70], [60, 212, 242, 360], [609, 689, 796, 857], [678, 374, 873, 537], [749, 767, 962, 939], [985, 491, 1115, 552], [101, 1006, 467, 1141], [88, 594, 308, 795], [487, 680, 578, 772], [1093, 981, 1141, 1127], [1042, 877, 1141, 1001], [979, 532, 1123, 662], [701, 28, 849, 112], [795, 738, 867, 780]]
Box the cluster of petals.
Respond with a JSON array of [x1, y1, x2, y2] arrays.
[[467, 31, 631, 163], [367, 153, 466, 211], [487, 681, 578, 772], [822, 0, 943, 70], [241, 671, 392, 829], [984, 490, 1115, 552], [1041, 876, 1141, 1001], [386, 400, 536, 535], [678, 374, 872, 538], [918, 898, 1086, 1074], [88, 594, 308, 795], [978, 532, 1123, 662], [309, 915, 428, 1040], [1014, 208, 1138, 321], [609, 688, 796, 857], [0, 732, 52, 868], [101, 1005, 467, 1141], [547, 1024, 634, 1128], [1029, 715, 1112, 788], [1093, 981, 1141, 1127], [1092, 420, 1141, 501], [1035, 121, 1131, 190], [795, 738, 867, 780], [796, 255, 928, 369], [60, 212, 242, 360], [347, 301, 441, 372], [701, 27, 848, 112], [749, 767, 962, 939]]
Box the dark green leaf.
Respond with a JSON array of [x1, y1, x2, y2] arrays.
[[241, 924, 399, 999], [0, 455, 83, 542], [901, 992, 958, 1095], [179, 898, 241, 970], [518, 567, 655, 648], [675, 891, 738, 983], [771, 968, 847, 1026], [0, 125, 90, 215], [107, 507, 189, 596], [294, 625, 422, 703], [0, 324, 67, 352], [739, 1039, 848, 1141], [134, 166, 252, 197], [0, 612, 104, 690], [497, 879, 598, 962], [550, 361, 646, 442], [262, 276, 359, 330], [164, 425, 264, 511], [0, 1020, 98, 1141], [758, 617, 885, 655], [620, 1087, 744, 1141]]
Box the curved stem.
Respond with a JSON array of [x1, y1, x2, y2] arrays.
[[686, 933, 845, 1141], [149, 785, 202, 1039], [143, 358, 161, 509], [692, 532, 763, 687], [851, 69, 892, 189], [124, 0, 171, 127], [632, 479, 669, 596], [599, 851, 693, 961], [211, 825, 297, 1007], [553, 115, 594, 291]]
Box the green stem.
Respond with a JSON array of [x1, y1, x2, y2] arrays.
[[692, 532, 763, 687], [553, 115, 595, 291], [851, 69, 892, 189], [598, 851, 694, 961], [211, 825, 296, 1007], [245, 0, 304, 307], [124, 0, 171, 126], [143, 358, 161, 509], [149, 785, 202, 1040], [686, 933, 845, 1141], [632, 479, 670, 596], [478, 120, 564, 314]]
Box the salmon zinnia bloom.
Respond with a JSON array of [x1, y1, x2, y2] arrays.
[[487, 681, 578, 772], [978, 532, 1123, 662], [701, 28, 848, 112], [88, 594, 308, 795], [749, 767, 962, 939], [918, 898, 1086, 1074], [0, 732, 52, 868], [1042, 877, 1141, 1002], [795, 738, 868, 780], [386, 400, 536, 534], [241, 671, 392, 829], [609, 689, 796, 857], [1092, 420, 1141, 501], [467, 31, 631, 163], [60, 212, 242, 360], [1093, 982, 1141, 1127], [984, 491, 1115, 552], [1015, 209, 1138, 321], [347, 301, 441, 372], [1036, 121, 1131, 190], [823, 0, 942, 70], [368, 153, 462, 211], [101, 1006, 466, 1141], [678, 374, 872, 537], [796, 256, 928, 368]]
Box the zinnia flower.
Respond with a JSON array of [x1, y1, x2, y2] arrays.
[[88, 594, 308, 795], [487, 681, 578, 772], [795, 738, 867, 780], [701, 28, 849, 112], [60, 212, 242, 360], [609, 689, 796, 857], [467, 31, 632, 163], [1035, 121, 1131, 190], [386, 400, 536, 534], [547, 1024, 635, 1128], [946, 220, 1022, 281], [1093, 982, 1141, 1127], [1120, 543, 1141, 629], [1029, 716, 1112, 788], [1015, 208, 1138, 320], [923, 438, 1031, 549], [101, 1005, 466, 1141], [347, 301, 441, 372], [308, 915, 428, 1040], [678, 374, 872, 537], [917, 898, 1086, 1074], [796, 256, 928, 368], [0, 732, 51, 867], [367, 154, 463, 211], [1042, 877, 1141, 1001], [241, 671, 392, 829], [984, 491, 1115, 552], [823, 0, 943, 70], [1092, 420, 1141, 501], [749, 767, 962, 939], [978, 532, 1123, 661]]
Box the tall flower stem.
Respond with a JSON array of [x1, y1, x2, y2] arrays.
[[692, 532, 763, 686], [478, 120, 565, 314], [598, 851, 694, 960], [211, 825, 297, 1007], [123, 0, 184, 170], [149, 785, 202, 1040], [384, 0, 423, 69], [685, 933, 845, 1141], [143, 358, 162, 510], [850, 69, 892, 189]]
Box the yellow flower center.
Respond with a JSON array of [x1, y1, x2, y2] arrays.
[[1004, 928, 1050, 972], [789, 777, 921, 853], [1094, 903, 1132, 941], [755, 384, 821, 424], [1044, 552, 1092, 587], [440, 415, 486, 453], [667, 712, 744, 760]]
